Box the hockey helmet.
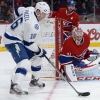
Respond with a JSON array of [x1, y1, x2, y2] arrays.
[[35, 2, 50, 15], [72, 27, 84, 46], [67, 1, 75, 7]]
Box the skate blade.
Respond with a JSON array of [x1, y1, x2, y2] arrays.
[[10, 90, 28, 98]]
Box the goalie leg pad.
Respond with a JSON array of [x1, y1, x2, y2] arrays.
[[64, 64, 77, 82], [75, 64, 99, 76]]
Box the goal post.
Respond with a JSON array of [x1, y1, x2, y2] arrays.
[[38, 18, 64, 79], [55, 18, 64, 79]]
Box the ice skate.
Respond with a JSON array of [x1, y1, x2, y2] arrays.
[[29, 75, 45, 88], [10, 82, 28, 95]]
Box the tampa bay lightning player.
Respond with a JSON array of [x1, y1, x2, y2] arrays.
[[3, 2, 50, 95]]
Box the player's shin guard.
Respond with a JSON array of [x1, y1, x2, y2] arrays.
[[64, 64, 77, 82]]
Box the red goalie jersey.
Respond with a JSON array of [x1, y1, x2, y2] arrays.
[[59, 29, 90, 66]]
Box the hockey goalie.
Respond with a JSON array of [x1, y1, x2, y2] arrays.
[[58, 27, 100, 82]]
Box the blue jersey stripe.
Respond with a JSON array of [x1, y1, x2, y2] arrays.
[[15, 8, 19, 17], [23, 40, 34, 46], [59, 54, 73, 64], [4, 33, 21, 41]]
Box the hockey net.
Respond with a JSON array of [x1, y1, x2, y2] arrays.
[[38, 18, 100, 81], [38, 18, 62, 80]]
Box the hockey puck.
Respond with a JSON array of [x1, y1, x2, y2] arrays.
[[98, 61, 100, 65]]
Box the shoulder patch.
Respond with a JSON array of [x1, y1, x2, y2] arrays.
[[34, 24, 39, 30]]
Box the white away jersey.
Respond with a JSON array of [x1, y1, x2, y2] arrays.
[[3, 7, 41, 52]]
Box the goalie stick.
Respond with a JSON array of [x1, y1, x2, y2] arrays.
[[45, 55, 90, 96]]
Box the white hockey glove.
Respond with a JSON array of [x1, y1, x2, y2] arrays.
[[35, 47, 47, 58]]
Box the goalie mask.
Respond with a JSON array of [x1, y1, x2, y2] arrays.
[[35, 2, 50, 18], [72, 27, 84, 46]]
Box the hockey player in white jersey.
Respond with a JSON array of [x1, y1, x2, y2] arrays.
[[3, 2, 50, 95]]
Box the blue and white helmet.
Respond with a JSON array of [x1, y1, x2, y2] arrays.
[[67, 1, 75, 7], [35, 2, 50, 14]]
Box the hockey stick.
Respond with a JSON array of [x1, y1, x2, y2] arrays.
[[45, 55, 90, 96]]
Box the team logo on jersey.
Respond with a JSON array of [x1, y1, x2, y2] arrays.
[[34, 24, 39, 30], [63, 21, 72, 27]]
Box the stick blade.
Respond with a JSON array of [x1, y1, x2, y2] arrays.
[[78, 92, 90, 96]]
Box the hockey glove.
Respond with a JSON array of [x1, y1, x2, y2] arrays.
[[87, 49, 100, 61], [91, 49, 99, 55], [87, 54, 100, 61], [35, 47, 47, 58]]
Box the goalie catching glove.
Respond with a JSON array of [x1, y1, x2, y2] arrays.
[[87, 49, 100, 61], [87, 55, 100, 61], [91, 49, 99, 55]]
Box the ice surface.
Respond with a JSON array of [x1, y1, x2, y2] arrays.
[[0, 47, 100, 100]]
